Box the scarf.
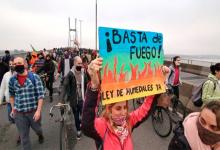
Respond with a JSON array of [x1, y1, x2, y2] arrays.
[[113, 122, 129, 145], [183, 112, 213, 150]]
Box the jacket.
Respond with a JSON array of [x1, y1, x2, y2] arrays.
[[40, 59, 55, 78], [167, 64, 181, 86], [0, 71, 13, 104], [60, 69, 90, 110], [0, 62, 9, 85], [202, 73, 220, 104], [82, 87, 155, 150]]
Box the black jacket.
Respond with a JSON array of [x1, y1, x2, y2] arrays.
[[0, 62, 9, 85], [168, 121, 191, 150], [41, 60, 55, 77], [60, 69, 90, 110]]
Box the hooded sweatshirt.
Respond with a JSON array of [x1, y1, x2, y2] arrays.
[[202, 73, 220, 104]]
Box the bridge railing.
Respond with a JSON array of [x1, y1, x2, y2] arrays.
[[165, 57, 216, 67]]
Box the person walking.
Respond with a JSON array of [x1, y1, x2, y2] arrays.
[[9, 57, 45, 150], [2, 50, 12, 66], [202, 63, 220, 104], [0, 57, 9, 85], [0, 59, 21, 144], [81, 57, 156, 150], [0, 59, 15, 122], [57, 50, 74, 84], [41, 54, 55, 102], [167, 56, 181, 99], [59, 56, 90, 140]]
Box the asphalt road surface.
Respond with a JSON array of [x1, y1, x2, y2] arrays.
[[0, 80, 172, 150]]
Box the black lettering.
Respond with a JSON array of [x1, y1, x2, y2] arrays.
[[126, 88, 131, 95], [152, 47, 156, 58], [117, 89, 123, 97], [156, 84, 162, 90], [146, 46, 151, 59], [112, 29, 121, 44], [123, 31, 130, 44], [142, 32, 147, 43], [137, 32, 142, 42], [130, 31, 136, 43], [142, 47, 146, 59], [130, 46, 136, 60], [136, 46, 141, 59]]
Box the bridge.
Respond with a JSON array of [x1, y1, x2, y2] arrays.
[[0, 51, 215, 149]]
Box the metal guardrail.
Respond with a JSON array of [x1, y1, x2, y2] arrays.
[[0, 52, 217, 67], [165, 57, 216, 67]]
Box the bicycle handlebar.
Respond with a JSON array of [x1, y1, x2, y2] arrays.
[[49, 104, 71, 117]]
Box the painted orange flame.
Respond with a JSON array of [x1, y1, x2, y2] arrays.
[[102, 57, 164, 84]]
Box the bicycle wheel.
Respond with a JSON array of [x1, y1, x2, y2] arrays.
[[151, 106, 172, 137], [133, 97, 144, 110], [169, 98, 186, 124], [60, 121, 67, 150]]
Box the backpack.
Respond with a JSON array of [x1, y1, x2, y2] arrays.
[[11, 72, 36, 87], [191, 78, 216, 107], [168, 121, 191, 150]]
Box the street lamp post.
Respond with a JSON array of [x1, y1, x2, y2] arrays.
[[79, 20, 83, 48], [95, 0, 97, 50]]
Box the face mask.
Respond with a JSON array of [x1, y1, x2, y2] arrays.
[[39, 55, 44, 59], [111, 115, 126, 126], [197, 119, 220, 145], [76, 66, 82, 72], [15, 65, 25, 74]]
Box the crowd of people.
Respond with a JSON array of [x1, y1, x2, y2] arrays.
[[0, 48, 220, 150]]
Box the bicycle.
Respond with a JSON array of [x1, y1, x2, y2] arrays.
[[49, 104, 77, 150], [151, 91, 186, 137]]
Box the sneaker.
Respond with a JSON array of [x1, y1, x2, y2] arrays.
[[38, 134, 44, 144], [77, 131, 81, 140]]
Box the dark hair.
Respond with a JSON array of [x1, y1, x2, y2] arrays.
[[203, 100, 220, 129], [172, 56, 180, 66], [210, 63, 220, 75], [5, 50, 10, 54]]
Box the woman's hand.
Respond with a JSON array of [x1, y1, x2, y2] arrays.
[[87, 57, 103, 89]]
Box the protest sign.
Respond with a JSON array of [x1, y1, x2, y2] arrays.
[[99, 27, 166, 105]]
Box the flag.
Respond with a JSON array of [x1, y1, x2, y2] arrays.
[[30, 44, 37, 52]]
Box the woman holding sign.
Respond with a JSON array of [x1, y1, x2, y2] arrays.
[[82, 57, 156, 150]]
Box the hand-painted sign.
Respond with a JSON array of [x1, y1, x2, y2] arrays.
[[99, 27, 165, 105]]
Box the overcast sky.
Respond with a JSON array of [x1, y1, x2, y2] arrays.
[[0, 0, 219, 55]]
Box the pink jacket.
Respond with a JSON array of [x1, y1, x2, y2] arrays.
[[82, 88, 155, 150]]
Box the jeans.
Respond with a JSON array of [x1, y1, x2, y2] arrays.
[[71, 100, 83, 131], [14, 111, 43, 150], [46, 76, 53, 97]]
